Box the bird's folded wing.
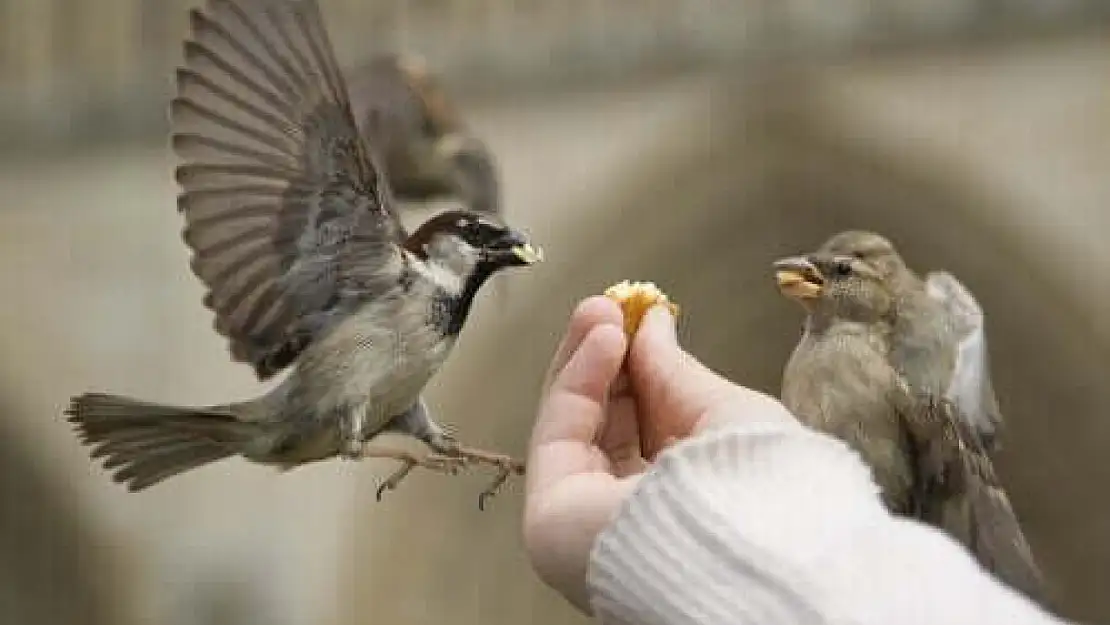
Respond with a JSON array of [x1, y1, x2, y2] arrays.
[[925, 270, 1003, 450], [904, 392, 1048, 605], [171, 0, 408, 380]]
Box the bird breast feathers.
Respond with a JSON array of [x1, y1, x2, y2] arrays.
[[306, 295, 452, 409]]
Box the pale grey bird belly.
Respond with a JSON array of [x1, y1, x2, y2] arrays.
[[318, 309, 452, 423], [254, 303, 455, 463]]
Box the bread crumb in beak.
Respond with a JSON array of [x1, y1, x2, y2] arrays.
[[511, 243, 544, 264], [604, 280, 680, 337], [775, 270, 824, 299], [772, 257, 825, 300]]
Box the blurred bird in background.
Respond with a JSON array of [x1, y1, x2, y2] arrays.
[[65, 0, 541, 508], [773, 230, 1047, 605], [346, 53, 501, 219]]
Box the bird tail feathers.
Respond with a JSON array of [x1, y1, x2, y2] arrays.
[[964, 483, 1052, 609], [65, 393, 257, 491]]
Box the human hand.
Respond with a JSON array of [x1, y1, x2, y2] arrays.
[[522, 295, 795, 613]]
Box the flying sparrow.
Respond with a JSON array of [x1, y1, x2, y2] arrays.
[[65, 0, 541, 509]]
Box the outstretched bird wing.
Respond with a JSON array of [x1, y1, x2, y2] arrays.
[[925, 270, 1004, 451], [171, 0, 410, 380], [900, 390, 1046, 604]]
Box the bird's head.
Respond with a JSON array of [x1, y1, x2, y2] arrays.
[[816, 230, 914, 285], [406, 209, 542, 280], [772, 250, 894, 323]]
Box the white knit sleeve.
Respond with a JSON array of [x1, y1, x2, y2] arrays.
[[586, 420, 1067, 625]]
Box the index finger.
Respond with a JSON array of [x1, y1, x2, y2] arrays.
[[543, 296, 625, 390], [528, 323, 627, 497]]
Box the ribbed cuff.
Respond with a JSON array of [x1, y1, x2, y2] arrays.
[[585, 420, 890, 625]]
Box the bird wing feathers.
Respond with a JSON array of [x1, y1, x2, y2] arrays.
[[171, 0, 409, 380], [901, 391, 1046, 602], [925, 270, 1003, 450]]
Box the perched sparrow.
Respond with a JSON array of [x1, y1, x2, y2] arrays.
[[816, 231, 1002, 450], [346, 53, 500, 218], [65, 0, 542, 508], [773, 244, 1046, 604]]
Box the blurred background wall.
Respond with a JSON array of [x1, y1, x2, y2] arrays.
[[2, 1, 1110, 624]]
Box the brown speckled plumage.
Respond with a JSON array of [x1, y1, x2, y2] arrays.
[[775, 231, 1047, 606]]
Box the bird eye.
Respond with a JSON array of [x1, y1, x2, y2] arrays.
[[832, 260, 854, 276], [455, 217, 481, 237]]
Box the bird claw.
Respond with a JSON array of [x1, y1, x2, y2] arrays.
[[447, 447, 525, 511], [358, 446, 469, 502], [376, 460, 416, 502], [358, 441, 524, 508], [478, 464, 514, 511]]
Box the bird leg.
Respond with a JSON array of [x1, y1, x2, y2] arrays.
[[388, 398, 526, 509], [424, 439, 526, 510], [356, 446, 470, 501]]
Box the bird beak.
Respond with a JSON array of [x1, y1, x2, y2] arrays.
[[488, 228, 544, 266], [773, 256, 825, 300], [511, 241, 544, 265]]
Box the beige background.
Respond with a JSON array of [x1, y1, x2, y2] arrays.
[[1, 3, 1109, 625]]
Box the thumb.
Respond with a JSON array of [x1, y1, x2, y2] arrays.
[[628, 306, 794, 458]]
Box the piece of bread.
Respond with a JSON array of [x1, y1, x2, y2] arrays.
[[604, 280, 680, 337]]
